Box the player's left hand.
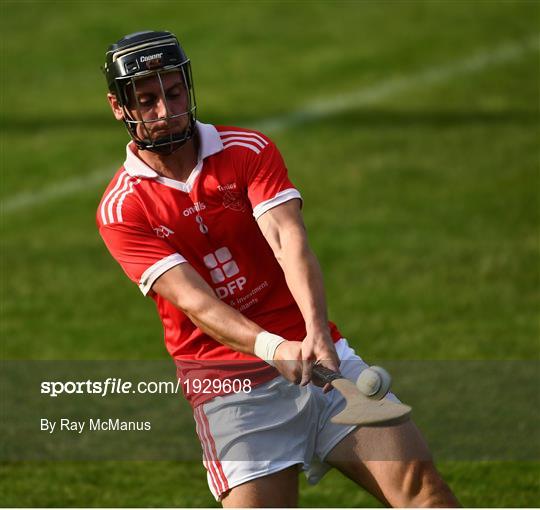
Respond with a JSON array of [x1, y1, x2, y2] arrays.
[[301, 331, 340, 393]]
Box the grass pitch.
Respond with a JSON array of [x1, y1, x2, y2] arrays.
[[1, 0, 539, 507]]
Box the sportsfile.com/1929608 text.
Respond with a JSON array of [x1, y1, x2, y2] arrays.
[[40, 377, 252, 397]]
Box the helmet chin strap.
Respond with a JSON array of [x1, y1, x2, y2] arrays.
[[144, 138, 187, 155]]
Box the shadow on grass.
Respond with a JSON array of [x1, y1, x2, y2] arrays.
[[1, 108, 538, 134]]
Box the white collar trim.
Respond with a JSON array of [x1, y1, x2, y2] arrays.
[[123, 121, 224, 184]]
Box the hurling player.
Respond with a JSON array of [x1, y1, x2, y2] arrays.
[[97, 30, 459, 507]]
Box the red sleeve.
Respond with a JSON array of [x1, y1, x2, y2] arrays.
[[99, 220, 187, 296], [245, 138, 302, 219]]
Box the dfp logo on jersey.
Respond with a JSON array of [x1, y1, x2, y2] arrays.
[[203, 247, 246, 298]]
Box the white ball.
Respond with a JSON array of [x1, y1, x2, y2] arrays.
[[356, 366, 392, 400]]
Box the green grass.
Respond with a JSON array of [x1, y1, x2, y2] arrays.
[[1, 0, 539, 507], [1, 461, 538, 507]]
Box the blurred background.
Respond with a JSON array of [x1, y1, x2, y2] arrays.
[[1, 0, 538, 506]]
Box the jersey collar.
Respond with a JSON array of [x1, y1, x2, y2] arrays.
[[123, 121, 224, 179]]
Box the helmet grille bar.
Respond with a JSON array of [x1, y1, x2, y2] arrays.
[[120, 67, 197, 154]]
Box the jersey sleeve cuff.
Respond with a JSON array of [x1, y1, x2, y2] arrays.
[[138, 253, 187, 295], [252, 188, 303, 220]]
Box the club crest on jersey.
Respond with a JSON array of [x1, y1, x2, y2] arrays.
[[153, 225, 174, 238], [221, 190, 246, 212]]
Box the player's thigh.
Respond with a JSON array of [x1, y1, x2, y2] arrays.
[[324, 419, 434, 504], [221, 464, 300, 508]]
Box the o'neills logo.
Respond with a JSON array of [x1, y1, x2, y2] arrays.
[[140, 53, 163, 62], [183, 201, 206, 217]]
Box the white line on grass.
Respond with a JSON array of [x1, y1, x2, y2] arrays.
[[255, 34, 539, 132], [1, 168, 114, 215], [2, 35, 538, 216]]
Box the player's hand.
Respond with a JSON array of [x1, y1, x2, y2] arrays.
[[273, 340, 303, 385], [301, 332, 340, 393]]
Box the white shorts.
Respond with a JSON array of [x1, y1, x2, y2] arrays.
[[192, 338, 394, 501]]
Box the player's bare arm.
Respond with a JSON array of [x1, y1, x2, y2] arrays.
[[257, 198, 339, 387], [151, 263, 304, 383]]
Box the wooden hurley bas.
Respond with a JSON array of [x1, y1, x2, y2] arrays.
[[312, 365, 412, 426]]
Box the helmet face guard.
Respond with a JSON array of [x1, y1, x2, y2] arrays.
[[120, 65, 197, 154], [103, 31, 197, 154]]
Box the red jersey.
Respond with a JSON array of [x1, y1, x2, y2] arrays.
[[97, 122, 342, 406]]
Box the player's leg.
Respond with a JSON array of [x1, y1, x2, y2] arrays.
[[194, 376, 318, 506], [324, 419, 460, 507], [221, 464, 300, 508]]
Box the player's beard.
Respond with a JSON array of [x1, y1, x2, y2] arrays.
[[145, 125, 193, 155], [138, 115, 193, 154]]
